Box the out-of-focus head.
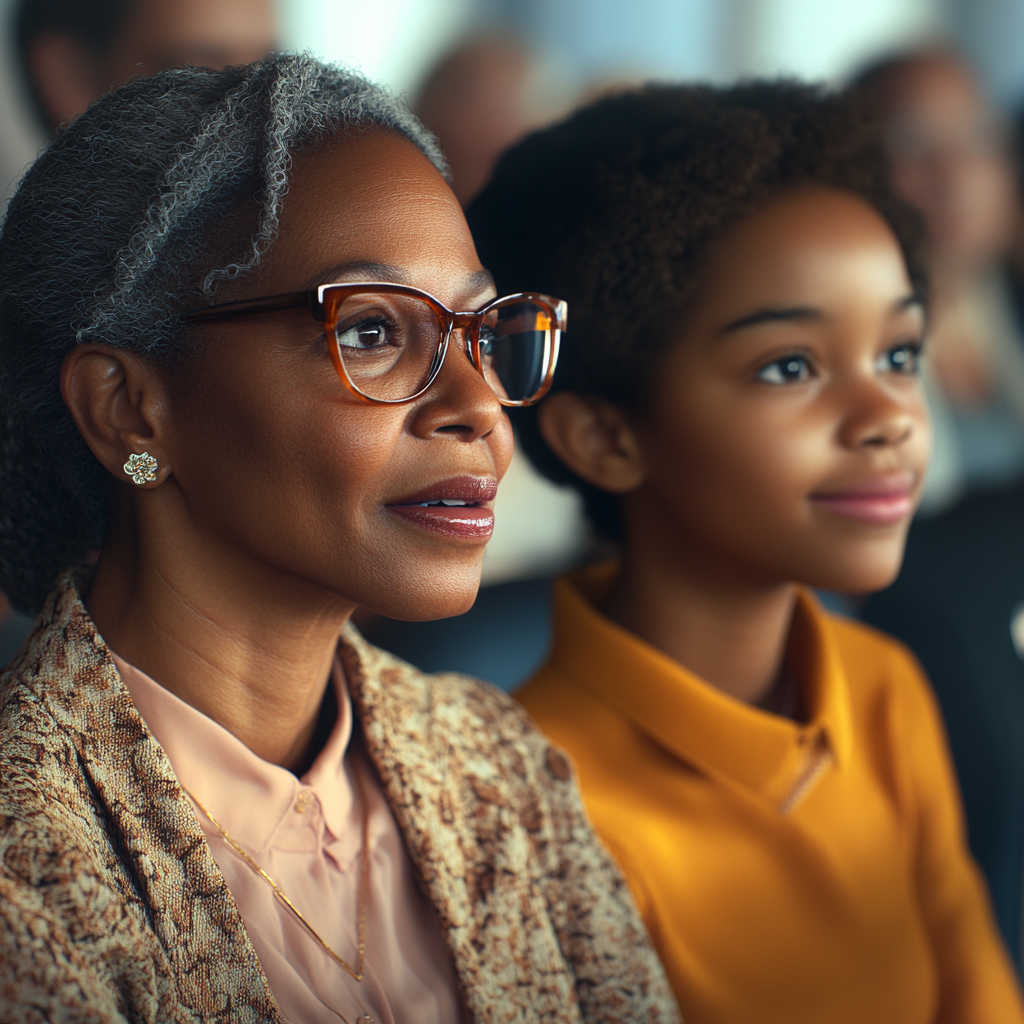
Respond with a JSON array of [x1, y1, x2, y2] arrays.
[[415, 36, 537, 207], [15, 0, 278, 134], [853, 49, 1016, 273]]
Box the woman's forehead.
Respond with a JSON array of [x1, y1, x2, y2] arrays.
[[261, 131, 481, 299]]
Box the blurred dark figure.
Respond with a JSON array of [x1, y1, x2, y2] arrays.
[[854, 50, 1024, 507], [414, 37, 538, 208], [0, 0, 278, 664], [0, 592, 33, 665], [15, 0, 278, 134], [862, 481, 1024, 970], [858, 49, 1024, 969]]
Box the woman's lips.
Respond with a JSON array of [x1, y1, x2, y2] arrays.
[[810, 473, 915, 526], [384, 476, 497, 540]]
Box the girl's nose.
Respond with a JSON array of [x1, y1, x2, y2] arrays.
[[837, 380, 918, 450]]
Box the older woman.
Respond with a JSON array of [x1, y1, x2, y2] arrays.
[[0, 56, 677, 1024]]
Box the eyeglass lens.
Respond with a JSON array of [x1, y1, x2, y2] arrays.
[[330, 291, 553, 404], [331, 293, 445, 402], [480, 299, 553, 404]]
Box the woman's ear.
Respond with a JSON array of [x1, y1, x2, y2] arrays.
[[537, 391, 646, 494], [60, 344, 173, 488]]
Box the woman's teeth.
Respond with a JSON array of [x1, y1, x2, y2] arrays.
[[414, 499, 470, 507]]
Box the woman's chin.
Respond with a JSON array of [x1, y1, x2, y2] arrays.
[[357, 559, 485, 622]]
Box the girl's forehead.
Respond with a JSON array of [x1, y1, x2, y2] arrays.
[[674, 189, 918, 341], [703, 189, 909, 289]]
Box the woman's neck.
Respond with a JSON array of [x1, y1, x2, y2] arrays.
[[603, 539, 799, 709], [87, 504, 355, 774]]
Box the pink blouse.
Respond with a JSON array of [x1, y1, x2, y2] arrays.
[[112, 652, 465, 1024]]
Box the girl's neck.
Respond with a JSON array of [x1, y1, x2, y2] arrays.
[[602, 542, 799, 709]]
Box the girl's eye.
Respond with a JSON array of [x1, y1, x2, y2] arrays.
[[335, 318, 395, 352], [876, 342, 923, 375], [756, 354, 811, 385]]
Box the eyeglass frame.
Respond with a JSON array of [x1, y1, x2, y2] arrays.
[[182, 282, 567, 407]]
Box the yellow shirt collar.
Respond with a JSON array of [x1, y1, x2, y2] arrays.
[[549, 562, 853, 808]]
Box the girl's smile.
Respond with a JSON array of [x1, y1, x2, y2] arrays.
[[809, 470, 917, 525]]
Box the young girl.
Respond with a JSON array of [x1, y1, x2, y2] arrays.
[[0, 57, 678, 1023], [469, 82, 1024, 1024]]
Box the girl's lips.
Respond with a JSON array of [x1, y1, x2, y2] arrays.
[[384, 476, 496, 540], [810, 474, 915, 526]]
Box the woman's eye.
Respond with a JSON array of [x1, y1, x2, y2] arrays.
[[876, 342, 923, 375], [335, 320, 393, 351], [756, 355, 811, 385], [478, 326, 496, 360]]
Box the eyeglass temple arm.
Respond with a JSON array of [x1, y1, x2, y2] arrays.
[[181, 290, 320, 324]]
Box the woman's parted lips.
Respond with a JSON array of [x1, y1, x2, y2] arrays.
[[809, 471, 916, 525], [386, 475, 498, 507], [384, 476, 498, 539]]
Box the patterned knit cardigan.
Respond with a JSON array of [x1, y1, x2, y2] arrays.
[[0, 572, 680, 1024]]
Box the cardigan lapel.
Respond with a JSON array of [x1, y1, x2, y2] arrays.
[[20, 572, 284, 1023], [342, 625, 582, 1024]]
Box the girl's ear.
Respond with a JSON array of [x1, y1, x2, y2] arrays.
[[537, 391, 646, 494], [60, 343, 173, 489]]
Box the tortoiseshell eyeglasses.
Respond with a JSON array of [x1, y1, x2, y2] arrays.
[[183, 282, 566, 407]]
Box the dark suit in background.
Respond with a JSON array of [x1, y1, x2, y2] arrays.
[[863, 482, 1024, 968]]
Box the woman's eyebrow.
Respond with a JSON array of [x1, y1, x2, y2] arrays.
[[721, 306, 821, 334], [466, 268, 496, 293], [306, 261, 410, 288], [304, 263, 495, 295]]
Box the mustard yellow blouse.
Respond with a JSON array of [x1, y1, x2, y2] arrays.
[[517, 562, 1024, 1024]]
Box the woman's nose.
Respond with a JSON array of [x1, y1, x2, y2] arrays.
[[407, 329, 504, 442]]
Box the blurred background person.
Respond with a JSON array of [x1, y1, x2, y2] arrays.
[[854, 49, 1024, 509], [0, 0, 279, 660], [15, 0, 278, 135], [852, 47, 1024, 970], [862, 454, 1024, 970], [414, 35, 538, 207]]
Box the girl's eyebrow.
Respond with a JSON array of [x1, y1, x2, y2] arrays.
[[721, 294, 924, 335], [721, 306, 820, 334]]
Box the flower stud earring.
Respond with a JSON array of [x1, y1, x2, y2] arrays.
[[124, 452, 158, 486]]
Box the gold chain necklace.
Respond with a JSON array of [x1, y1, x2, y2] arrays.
[[185, 787, 370, 982]]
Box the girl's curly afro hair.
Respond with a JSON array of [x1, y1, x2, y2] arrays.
[[467, 80, 925, 541]]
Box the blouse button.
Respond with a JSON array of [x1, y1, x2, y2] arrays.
[[294, 790, 314, 813]]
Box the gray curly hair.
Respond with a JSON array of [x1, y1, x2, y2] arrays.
[[0, 54, 449, 613]]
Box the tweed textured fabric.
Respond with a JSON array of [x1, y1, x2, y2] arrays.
[[0, 570, 679, 1024]]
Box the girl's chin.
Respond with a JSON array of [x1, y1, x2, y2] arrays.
[[805, 564, 903, 598]]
